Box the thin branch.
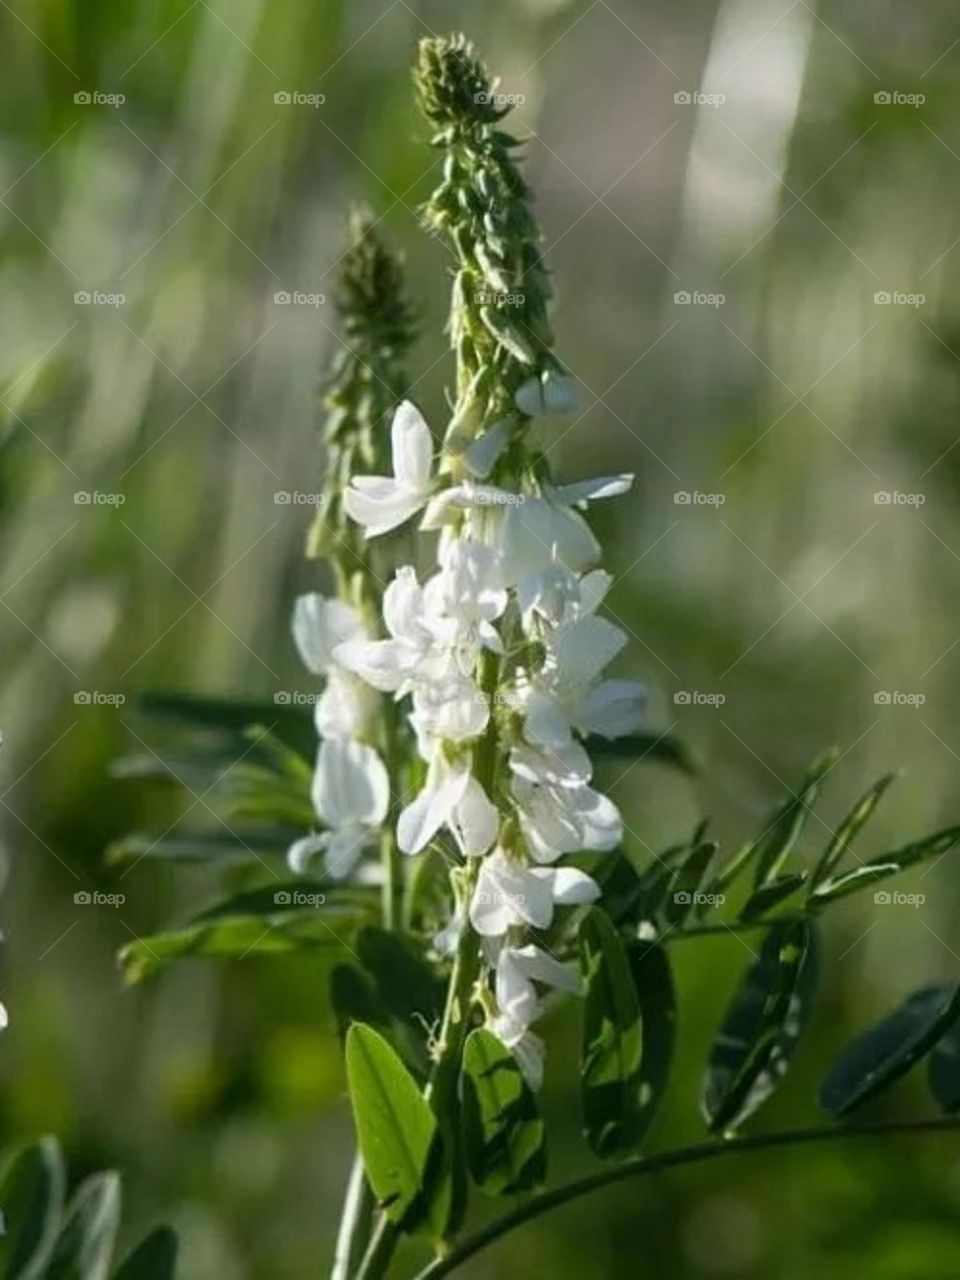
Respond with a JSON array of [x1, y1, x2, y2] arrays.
[[414, 1117, 960, 1278]]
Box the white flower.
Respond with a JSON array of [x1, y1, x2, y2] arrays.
[[344, 401, 436, 536], [424, 537, 507, 654], [292, 593, 376, 739], [335, 566, 443, 694], [510, 743, 622, 862], [495, 942, 580, 1027], [515, 369, 580, 417], [397, 755, 499, 857], [291, 738, 389, 879], [469, 848, 599, 936], [490, 1014, 545, 1089]]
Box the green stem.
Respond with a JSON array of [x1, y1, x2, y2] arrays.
[[353, 1217, 398, 1280], [331, 1153, 374, 1280], [412, 1116, 960, 1279]]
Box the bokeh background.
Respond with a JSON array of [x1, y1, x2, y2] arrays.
[[3, 0, 960, 1276]]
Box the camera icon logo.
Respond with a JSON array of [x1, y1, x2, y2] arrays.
[[74, 91, 91, 105], [74, 691, 91, 704], [74, 491, 91, 504], [274, 890, 292, 905], [674, 491, 692, 505], [74, 291, 91, 304], [673, 691, 691, 704], [273, 290, 291, 305], [274, 691, 291, 704], [874, 91, 891, 105], [673, 891, 692, 905], [873, 491, 892, 504], [874, 691, 892, 705], [74, 890, 91, 904], [274, 91, 292, 105], [874, 890, 891, 904], [874, 291, 891, 304], [274, 490, 291, 504], [674, 91, 692, 104], [674, 291, 691, 304], [474, 91, 491, 104]]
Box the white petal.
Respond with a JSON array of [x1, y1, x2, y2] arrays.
[[450, 774, 499, 856], [469, 857, 515, 937], [286, 832, 325, 875], [554, 615, 626, 684], [334, 638, 410, 693], [391, 400, 433, 490], [523, 689, 573, 751], [322, 826, 370, 880], [577, 679, 647, 739], [344, 478, 427, 537], [397, 761, 470, 855], [292, 594, 363, 674], [462, 420, 511, 477], [572, 786, 623, 851], [553, 474, 634, 506], [511, 942, 581, 995], [312, 739, 389, 829], [542, 865, 601, 906]]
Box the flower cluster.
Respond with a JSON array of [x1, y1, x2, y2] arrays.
[[325, 397, 645, 1084]]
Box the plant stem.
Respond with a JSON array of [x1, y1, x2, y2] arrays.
[[411, 1116, 960, 1279], [353, 1217, 398, 1280], [332, 1154, 374, 1280]]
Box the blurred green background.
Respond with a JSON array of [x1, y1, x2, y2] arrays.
[[3, 0, 960, 1275]]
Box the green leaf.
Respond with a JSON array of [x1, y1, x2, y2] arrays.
[[579, 906, 644, 1158], [703, 919, 818, 1134], [0, 1137, 66, 1279], [664, 841, 716, 925], [821, 983, 960, 1117], [112, 1227, 178, 1280], [739, 872, 807, 922], [331, 965, 387, 1039], [105, 827, 296, 866], [584, 731, 696, 775], [928, 1016, 960, 1113], [139, 692, 314, 756], [356, 928, 445, 1030], [461, 1028, 546, 1195], [807, 862, 900, 906], [862, 824, 960, 874], [751, 750, 837, 888], [194, 882, 371, 922], [118, 905, 363, 983], [626, 942, 676, 1139], [809, 772, 898, 888], [345, 1024, 439, 1230], [47, 1172, 121, 1280]]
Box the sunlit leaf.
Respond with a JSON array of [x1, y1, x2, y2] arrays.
[[461, 1028, 546, 1195], [0, 1137, 66, 1280], [821, 983, 960, 1117], [112, 1226, 178, 1280], [345, 1024, 439, 1230], [808, 862, 900, 906], [579, 906, 644, 1157], [46, 1172, 121, 1280], [809, 772, 898, 888], [703, 919, 818, 1134]]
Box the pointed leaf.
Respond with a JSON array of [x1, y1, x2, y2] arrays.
[[703, 919, 818, 1134], [112, 1226, 178, 1280], [462, 1028, 546, 1195], [928, 1016, 960, 1113], [356, 928, 445, 1030], [863, 824, 960, 874], [626, 942, 676, 1139], [739, 872, 807, 922], [47, 1172, 121, 1280], [752, 751, 837, 888], [345, 1024, 439, 1230], [821, 983, 960, 1117], [665, 842, 716, 925], [579, 906, 644, 1157], [139, 692, 314, 756], [0, 1137, 66, 1280], [105, 827, 296, 867], [810, 772, 898, 888], [584, 731, 696, 775], [808, 862, 900, 907]]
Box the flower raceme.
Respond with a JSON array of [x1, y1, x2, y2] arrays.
[[285, 393, 646, 1084]]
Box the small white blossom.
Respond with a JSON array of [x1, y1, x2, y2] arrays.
[[344, 401, 436, 536], [469, 847, 599, 936], [289, 738, 389, 879]]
